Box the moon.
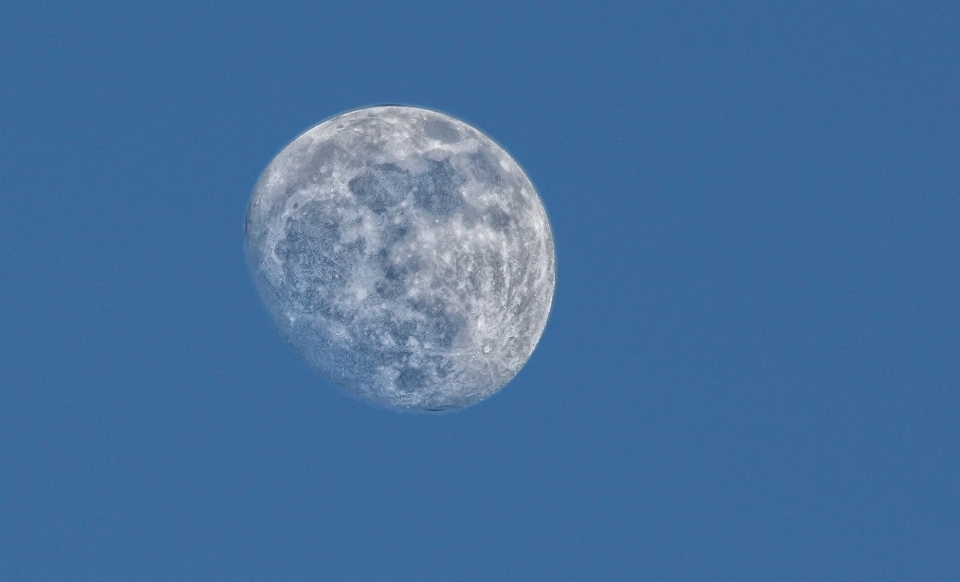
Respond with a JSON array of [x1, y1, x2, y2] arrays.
[[245, 106, 555, 411]]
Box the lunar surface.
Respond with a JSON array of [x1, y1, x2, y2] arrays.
[[245, 106, 555, 411]]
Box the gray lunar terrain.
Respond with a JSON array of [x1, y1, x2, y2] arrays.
[[245, 106, 555, 411]]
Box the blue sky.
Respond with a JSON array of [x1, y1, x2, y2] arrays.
[[2, 3, 958, 580]]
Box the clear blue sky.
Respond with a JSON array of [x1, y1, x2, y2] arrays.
[[2, 3, 958, 580]]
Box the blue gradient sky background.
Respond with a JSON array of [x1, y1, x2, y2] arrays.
[[2, 3, 958, 580]]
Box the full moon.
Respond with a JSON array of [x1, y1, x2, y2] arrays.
[[245, 106, 555, 411]]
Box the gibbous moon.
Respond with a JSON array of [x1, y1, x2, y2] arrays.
[[245, 106, 555, 411]]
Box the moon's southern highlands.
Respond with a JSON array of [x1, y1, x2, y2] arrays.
[[245, 106, 555, 411]]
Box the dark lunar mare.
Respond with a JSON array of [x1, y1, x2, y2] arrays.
[[349, 159, 466, 218], [279, 158, 471, 397]]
